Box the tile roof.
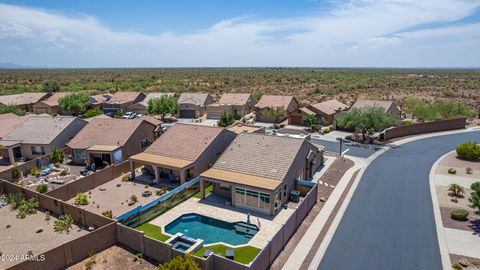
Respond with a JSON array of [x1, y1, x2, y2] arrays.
[[1, 115, 84, 145], [350, 100, 395, 112], [138, 92, 175, 106], [254, 95, 295, 109], [310, 99, 349, 115], [178, 93, 212, 105], [218, 93, 252, 106], [39, 92, 68, 107], [213, 133, 311, 181], [299, 107, 316, 115], [144, 123, 228, 161], [0, 93, 48, 106], [89, 94, 112, 104], [67, 118, 149, 149], [106, 92, 144, 104], [0, 113, 30, 139]]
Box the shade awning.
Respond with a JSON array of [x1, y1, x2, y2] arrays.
[[86, 145, 121, 152], [201, 168, 282, 191], [129, 152, 192, 170]]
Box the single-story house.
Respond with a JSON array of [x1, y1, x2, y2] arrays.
[[289, 99, 349, 125], [206, 93, 255, 119], [129, 123, 236, 185], [350, 99, 401, 116], [127, 92, 176, 114], [254, 95, 299, 123], [89, 94, 112, 110], [227, 122, 265, 134], [66, 118, 157, 166], [0, 93, 49, 112], [200, 133, 324, 215], [102, 92, 146, 113], [0, 116, 87, 164], [177, 93, 215, 118], [32, 92, 69, 115]]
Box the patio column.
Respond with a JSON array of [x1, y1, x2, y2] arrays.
[[7, 147, 15, 164], [153, 166, 160, 184], [179, 169, 186, 185], [200, 179, 205, 199], [130, 160, 136, 179]]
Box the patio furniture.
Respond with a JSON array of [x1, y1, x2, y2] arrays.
[[41, 164, 53, 176], [204, 249, 213, 258], [226, 249, 235, 260]]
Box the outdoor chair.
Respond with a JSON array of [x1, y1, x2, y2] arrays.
[[226, 249, 235, 260]]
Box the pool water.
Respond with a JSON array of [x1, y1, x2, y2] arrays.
[[165, 213, 258, 245]]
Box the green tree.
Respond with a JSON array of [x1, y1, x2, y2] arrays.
[[302, 114, 318, 129], [54, 214, 74, 234], [59, 92, 90, 115], [469, 190, 480, 212], [218, 113, 236, 127], [36, 183, 48, 193], [252, 91, 264, 102], [43, 81, 60, 93], [456, 142, 480, 161], [158, 255, 200, 270], [405, 98, 475, 121], [471, 182, 480, 192], [263, 106, 287, 128], [337, 107, 399, 142], [448, 183, 465, 197], [49, 147, 64, 165], [147, 95, 178, 119], [0, 104, 26, 116], [84, 108, 104, 118]]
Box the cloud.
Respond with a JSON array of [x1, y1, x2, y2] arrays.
[[0, 0, 479, 67]]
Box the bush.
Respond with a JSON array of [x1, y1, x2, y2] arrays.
[[59, 170, 69, 176], [456, 142, 480, 161], [452, 262, 463, 270], [122, 174, 131, 182], [36, 183, 48, 193], [448, 168, 457, 174], [130, 195, 138, 203], [323, 127, 331, 134], [466, 167, 473, 174], [102, 210, 113, 219], [31, 166, 40, 176], [74, 193, 89, 205], [471, 182, 480, 192], [450, 209, 469, 221], [54, 214, 74, 234], [448, 183, 465, 197], [84, 108, 104, 118]]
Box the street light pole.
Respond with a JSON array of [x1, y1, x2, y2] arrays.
[[339, 138, 343, 157]]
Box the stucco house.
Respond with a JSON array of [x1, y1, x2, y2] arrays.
[[129, 123, 236, 185], [66, 118, 157, 166], [127, 92, 176, 114], [89, 94, 112, 110], [206, 93, 255, 119], [350, 99, 401, 116], [0, 116, 87, 164], [199, 133, 324, 215], [102, 92, 146, 113], [0, 93, 49, 112], [177, 93, 214, 118], [254, 95, 299, 123], [288, 99, 349, 125], [32, 92, 69, 115]]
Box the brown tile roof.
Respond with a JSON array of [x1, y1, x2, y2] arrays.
[[106, 92, 144, 104], [67, 118, 149, 149], [138, 92, 175, 106], [143, 116, 162, 126], [299, 107, 316, 115], [0, 93, 48, 106], [40, 92, 69, 107], [310, 99, 349, 115], [212, 133, 313, 181], [0, 113, 30, 139], [144, 123, 229, 161], [254, 95, 295, 109], [350, 100, 395, 112], [178, 93, 212, 105], [218, 93, 252, 106]]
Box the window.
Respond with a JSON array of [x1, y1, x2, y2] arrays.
[[73, 150, 86, 160], [259, 193, 270, 209], [283, 184, 288, 197], [235, 188, 246, 205], [31, 146, 45, 155], [246, 190, 259, 207], [219, 183, 230, 191], [141, 139, 149, 148]]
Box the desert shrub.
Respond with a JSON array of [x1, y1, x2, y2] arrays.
[[49, 147, 64, 165], [469, 190, 480, 212], [31, 166, 40, 176], [158, 255, 200, 270], [84, 108, 103, 118], [471, 182, 480, 192], [452, 262, 463, 270], [401, 120, 413, 125], [122, 174, 131, 182], [466, 167, 473, 174], [102, 210, 113, 219], [36, 183, 48, 193], [448, 183, 464, 197], [74, 193, 89, 205], [456, 142, 480, 161], [448, 168, 457, 174], [130, 195, 138, 203], [54, 214, 74, 234], [323, 127, 331, 134], [450, 209, 469, 221], [6, 193, 39, 218]]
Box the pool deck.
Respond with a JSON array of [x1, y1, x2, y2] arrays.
[[149, 195, 298, 249]]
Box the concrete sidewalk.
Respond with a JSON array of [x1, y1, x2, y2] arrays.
[[445, 228, 480, 259]]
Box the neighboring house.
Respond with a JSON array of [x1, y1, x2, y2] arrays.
[[32, 92, 69, 115], [89, 94, 112, 110], [127, 92, 176, 114], [129, 123, 236, 185], [200, 133, 324, 215], [350, 99, 401, 116], [227, 122, 265, 134], [177, 93, 214, 118], [102, 92, 146, 113], [66, 118, 157, 166], [289, 99, 349, 125], [254, 95, 299, 123], [0, 116, 87, 164], [0, 93, 49, 112], [206, 93, 255, 119]]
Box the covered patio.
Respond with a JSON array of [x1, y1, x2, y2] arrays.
[[86, 145, 124, 167], [0, 140, 24, 165]]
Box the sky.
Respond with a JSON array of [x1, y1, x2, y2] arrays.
[[0, 0, 479, 68]]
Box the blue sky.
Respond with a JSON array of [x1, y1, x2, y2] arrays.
[[0, 0, 479, 67]]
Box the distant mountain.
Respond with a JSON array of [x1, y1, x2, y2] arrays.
[[0, 62, 49, 69]]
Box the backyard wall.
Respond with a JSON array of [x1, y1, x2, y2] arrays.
[[384, 118, 466, 140]]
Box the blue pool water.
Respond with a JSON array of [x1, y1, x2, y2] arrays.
[[165, 213, 258, 245]]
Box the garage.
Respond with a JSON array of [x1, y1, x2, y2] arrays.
[[179, 109, 196, 118]]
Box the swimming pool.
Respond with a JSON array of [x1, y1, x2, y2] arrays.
[[165, 213, 258, 245]]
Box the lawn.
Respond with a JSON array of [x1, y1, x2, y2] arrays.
[[135, 223, 171, 242], [193, 183, 212, 198], [193, 244, 261, 264]]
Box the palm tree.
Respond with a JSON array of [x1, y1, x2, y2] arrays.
[[448, 183, 465, 197], [263, 106, 287, 129]]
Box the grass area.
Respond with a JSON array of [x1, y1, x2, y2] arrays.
[[193, 184, 212, 199], [193, 244, 261, 265], [135, 223, 171, 242]]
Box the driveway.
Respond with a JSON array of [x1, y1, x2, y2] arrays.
[[317, 131, 480, 270]]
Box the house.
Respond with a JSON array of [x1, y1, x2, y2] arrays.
[[0, 116, 87, 164], [89, 94, 112, 110], [102, 92, 146, 113], [177, 93, 214, 118], [0, 93, 49, 112], [127, 92, 176, 114], [227, 122, 265, 134], [66, 118, 157, 166], [199, 133, 324, 215], [129, 123, 236, 185], [0, 113, 30, 139], [350, 99, 401, 116], [206, 93, 255, 119], [254, 95, 299, 123], [289, 99, 349, 125], [32, 92, 69, 115]]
